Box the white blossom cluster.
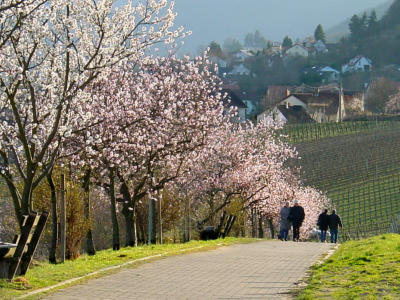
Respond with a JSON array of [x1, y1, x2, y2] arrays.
[[0, 0, 181, 214]]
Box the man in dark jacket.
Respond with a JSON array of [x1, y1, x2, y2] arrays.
[[288, 200, 305, 242], [317, 209, 329, 242], [328, 209, 343, 243]]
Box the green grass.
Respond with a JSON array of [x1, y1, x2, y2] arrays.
[[296, 234, 400, 300], [0, 237, 256, 300]]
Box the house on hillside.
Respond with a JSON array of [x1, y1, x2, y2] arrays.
[[291, 92, 345, 123], [257, 104, 314, 124], [221, 80, 241, 93], [286, 44, 309, 57], [260, 85, 292, 110], [342, 56, 372, 73], [228, 64, 251, 76], [302, 37, 315, 49], [234, 49, 254, 62], [257, 84, 365, 123], [302, 66, 340, 83], [209, 56, 227, 68], [241, 91, 261, 119], [221, 89, 247, 122], [313, 40, 328, 54], [270, 41, 282, 54]]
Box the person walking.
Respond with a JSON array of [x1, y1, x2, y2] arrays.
[[288, 200, 305, 242], [317, 209, 329, 242], [279, 201, 291, 241], [328, 209, 343, 243]]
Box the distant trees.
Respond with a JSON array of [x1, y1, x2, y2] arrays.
[[208, 41, 224, 58], [381, 0, 400, 29], [282, 36, 293, 49], [349, 10, 380, 40], [314, 24, 326, 43], [223, 38, 242, 53], [366, 78, 399, 113], [367, 10, 379, 34], [244, 30, 268, 49], [385, 90, 400, 114]]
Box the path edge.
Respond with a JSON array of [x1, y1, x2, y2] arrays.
[[14, 246, 206, 300]]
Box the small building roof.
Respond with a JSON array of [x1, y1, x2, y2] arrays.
[[221, 89, 247, 109]]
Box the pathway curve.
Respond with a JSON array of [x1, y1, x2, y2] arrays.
[[43, 241, 333, 300]]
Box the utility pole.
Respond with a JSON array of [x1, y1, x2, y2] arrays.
[[338, 81, 345, 122], [158, 193, 163, 244]]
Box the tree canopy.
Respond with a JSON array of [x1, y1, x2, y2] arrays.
[[314, 24, 326, 43]]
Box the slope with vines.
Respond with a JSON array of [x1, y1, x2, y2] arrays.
[[286, 122, 400, 240]]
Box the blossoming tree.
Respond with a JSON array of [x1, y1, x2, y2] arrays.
[[69, 56, 227, 247], [178, 119, 328, 239], [385, 90, 400, 114], [0, 0, 181, 226]]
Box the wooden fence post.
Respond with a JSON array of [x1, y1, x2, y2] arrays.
[[59, 174, 66, 263]]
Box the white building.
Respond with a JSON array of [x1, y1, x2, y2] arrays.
[[286, 44, 309, 57], [320, 66, 340, 82], [209, 56, 227, 68], [234, 49, 254, 61], [314, 40, 328, 53], [228, 64, 251, 76], [342, 56, 372, 73]]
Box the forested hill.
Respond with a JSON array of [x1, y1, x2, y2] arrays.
[[325, 0, 392, 42], [329, 0, 400, 68]]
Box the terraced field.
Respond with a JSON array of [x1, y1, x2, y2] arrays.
[[289, 123, 400, 240]]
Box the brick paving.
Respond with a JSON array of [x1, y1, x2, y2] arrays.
[[43, 241, 333, 300]]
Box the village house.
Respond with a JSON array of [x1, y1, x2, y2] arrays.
[[260, 85, 291, 110], [342, 56, 372, 73], [234, 49, 254, 62], [313, 40, 328, 54], [240, 91, 261, 119], [302, 66, 340, 83], [228, 64, 251, 76], [209, 56, 227, 68], [285, 44, 309, 58], [257, 85, 365, 123], [221, 89, 247, 123], [270, 41, 282, 54]]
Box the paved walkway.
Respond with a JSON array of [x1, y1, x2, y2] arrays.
[[43, 241, 333, 300]]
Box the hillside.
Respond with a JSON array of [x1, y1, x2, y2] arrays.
[[286, 121, 400, 240], [171, 0, 389, 54], [325, 0, 393, 42]]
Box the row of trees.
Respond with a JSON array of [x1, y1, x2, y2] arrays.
[[0, 0, 327, 259]]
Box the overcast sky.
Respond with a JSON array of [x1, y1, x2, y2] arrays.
[[173, 0, 391, 53]]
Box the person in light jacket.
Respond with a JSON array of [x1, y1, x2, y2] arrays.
[[279, 202, 291, 241]]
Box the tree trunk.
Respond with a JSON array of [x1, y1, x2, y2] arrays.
[[3, 177, 23, 228], [109, 168, 120, 251], [258, 213, 264, 238], [251, 208, 257, 238], [82, 170, 96, 255], [120, 182, 137, 247], [47, 171, 58, 264], [268, 218, 275, 239], [122, 206, 135, 247]]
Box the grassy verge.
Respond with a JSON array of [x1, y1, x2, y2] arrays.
[[0, 237, 257, 300], [296, 234, 400, 300]]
